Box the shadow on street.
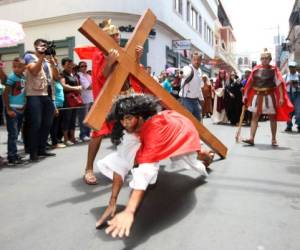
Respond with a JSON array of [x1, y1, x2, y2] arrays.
[[91, 169, 207, 250]]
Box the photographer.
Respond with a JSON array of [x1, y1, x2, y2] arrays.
[[284, 61, 300, 132], [24, 38, 59, 161], [178, 51, 204, 121]]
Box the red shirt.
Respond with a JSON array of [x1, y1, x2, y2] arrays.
[[136, 110, 201, 163], [92, 49, 107, 99], [90, 49, 144, 137]]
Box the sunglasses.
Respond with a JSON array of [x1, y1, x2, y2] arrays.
[[80, 65, 87, 68], [261, 57, 270, 60]]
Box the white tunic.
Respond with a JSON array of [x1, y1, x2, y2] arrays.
[[96, 132, 208, 190]]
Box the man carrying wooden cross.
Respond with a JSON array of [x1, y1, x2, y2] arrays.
[[95, 94, 211, 237], [83, 19, 144, 185]]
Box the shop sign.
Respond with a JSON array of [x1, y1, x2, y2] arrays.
[[172, 39, 191, 50], [119, 25, 156, 38]]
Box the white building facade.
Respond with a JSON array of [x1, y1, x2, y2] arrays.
[[0, 0, 218, 76]]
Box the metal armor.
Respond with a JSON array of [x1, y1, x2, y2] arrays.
[[252, 68, 276, 89]]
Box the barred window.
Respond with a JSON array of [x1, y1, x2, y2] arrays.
[[174, 0, 183, 15]]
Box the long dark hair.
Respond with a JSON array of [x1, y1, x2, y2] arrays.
[[109, 94, 161, 145]]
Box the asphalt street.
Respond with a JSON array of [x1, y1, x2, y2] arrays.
[[0, 119, 300, 250]]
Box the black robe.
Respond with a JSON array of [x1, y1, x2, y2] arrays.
[[224, 80, 243, 125]]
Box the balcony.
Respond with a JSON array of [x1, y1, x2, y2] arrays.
[[214, 44, 239, 73]]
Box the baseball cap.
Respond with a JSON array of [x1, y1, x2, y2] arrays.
[[288, 61, 297, 67]]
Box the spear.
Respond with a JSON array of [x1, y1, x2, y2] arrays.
[[235, 105, 246, 142]]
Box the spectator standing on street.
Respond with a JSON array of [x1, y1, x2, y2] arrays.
[[0, 81, 4, 126], [211, 69, 228, 124], [60, 58, 82, 146], [24, 39, 59, 161], [225, 72, 243, 125], [3, 58, 26, 165], [161, 72, 173, 93], [77, 61, 93, 142], [284, 61, 300, 132], [201, 74, 213, 118], [0, 57, 8, 166], [50, 72, 66, 149], [179, 51, 204, 121], [241, 68, 252, 125]]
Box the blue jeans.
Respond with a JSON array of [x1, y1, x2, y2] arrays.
[[180, 97, 202, 121], [26, 96, 55, 157], [78, 102, 93, 139], [50, 109, 63, 145], [5, 109, 24, 160], [287, 92, 300, 128]]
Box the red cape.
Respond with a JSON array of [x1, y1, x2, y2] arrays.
[[136, 110, 201, 163], [244, 64, 294, 121], [91, 49, 144, 135], [74, 46, 97, 60]]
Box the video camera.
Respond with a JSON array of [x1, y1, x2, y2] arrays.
[[36, 40, 56, 56], [44, 41, 56, 56]]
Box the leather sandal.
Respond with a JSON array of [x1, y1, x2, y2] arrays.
[[242, 139, 255, 146], [271, 139, 278, 147], [84, 171, 98, 185]]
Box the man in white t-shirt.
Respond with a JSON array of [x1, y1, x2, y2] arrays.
[[179, 51, 204, 121], [284, 61, 300, 132]]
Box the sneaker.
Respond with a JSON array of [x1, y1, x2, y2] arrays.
[[82, 136, 91, 142], [38, 152, 56, 157], [64, 140, 74, 146], [16, 154, 25, 160], [8, 158, 24, 166], [52, 143, 66, 149], [285, 127, 292, 132]]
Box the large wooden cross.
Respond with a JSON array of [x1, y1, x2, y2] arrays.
[[79, 9, 228, 158]]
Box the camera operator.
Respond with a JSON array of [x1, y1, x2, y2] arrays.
[[284, 61, 300, 132], [24, 38, 59, 161], [178, 51, 204, 121]]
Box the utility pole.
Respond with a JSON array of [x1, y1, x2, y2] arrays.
[[277, 24, 280, 45]]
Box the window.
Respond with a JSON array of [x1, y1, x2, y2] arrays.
[[210, 30, 214, 46], [203, 22, 213, 47], [238, 57, 243, 65], [191, 7, 198, 30], [187, 2, 199, 31], [174, 0, 183, 15], [187, 1, 191, 23], [198, 15, 202, 35]]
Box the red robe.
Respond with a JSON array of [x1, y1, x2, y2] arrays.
[[243, 64, 294, 121], [136, 110, 201, 163], [91, 49, 144, 137]]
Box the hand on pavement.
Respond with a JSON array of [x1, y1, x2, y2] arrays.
[[105, 210, 134, 238], [96, 203, 117, 229]]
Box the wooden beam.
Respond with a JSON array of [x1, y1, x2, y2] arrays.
[[84, 64, 129, 130], [124, 9, 156, 58]]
